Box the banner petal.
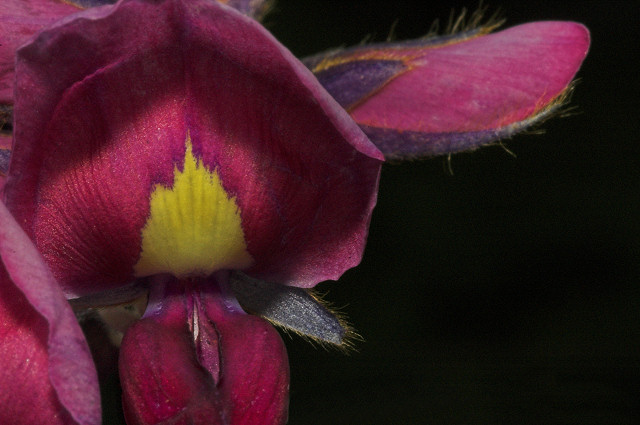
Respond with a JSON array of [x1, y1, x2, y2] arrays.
[[6, 0, 381, 297]]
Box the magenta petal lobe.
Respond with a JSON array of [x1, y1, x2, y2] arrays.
[[0, 267, 74, 425], [63, 0, 116, 7], [0, 0, 88, 104], [308, 21, 590, 159], [120, 275, 289, 425], [0, 201, 100, 425]]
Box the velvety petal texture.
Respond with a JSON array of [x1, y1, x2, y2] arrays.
[[0, 201, 100, 425], [63, 0, 117, 6], [306, 22, 590, 159], [0, 0, 86, 104], [5, 0, 382, 297], [0, 0, 265, 106], [120, 275, 289, 425]]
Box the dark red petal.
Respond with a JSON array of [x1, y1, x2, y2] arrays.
[[0, 266, 75, 425], [0, 201, 100, 424], [0, 0, 85, 104]]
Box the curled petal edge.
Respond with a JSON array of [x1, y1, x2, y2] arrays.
[[0, 201, 100, 425]]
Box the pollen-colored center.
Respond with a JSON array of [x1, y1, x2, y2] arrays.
[[134, 134, 253, 278]]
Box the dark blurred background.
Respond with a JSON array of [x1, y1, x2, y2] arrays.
[[265, 1, 640, 424]]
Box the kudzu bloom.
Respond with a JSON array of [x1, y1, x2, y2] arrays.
[[0, 0, 589, 424]]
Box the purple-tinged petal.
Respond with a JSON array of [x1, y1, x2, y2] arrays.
[[69, 282, 148, 310], [357, 105, 562, 158], [0, 144, 9, 173], [0, 0, 85, 104], [63, 0, 117, 7], [230, 271, 348, 345], [0, 201, 100, 425], [1, 103, 11, 185], [309, 59, 408, 111], [6, 0, 382, 296], [0, 134, 9, 190], [120, 275, 289, 425], [218, 0, 271, 20], [0, 266, 74, 425], [307, 22, 590, 159]]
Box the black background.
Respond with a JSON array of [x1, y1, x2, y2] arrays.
[[264, 1, 640, 424]]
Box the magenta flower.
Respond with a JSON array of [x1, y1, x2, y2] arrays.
[[0, 0, 588, 424]]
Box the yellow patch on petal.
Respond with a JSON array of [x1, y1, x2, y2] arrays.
[[134, 134, 252, 278]]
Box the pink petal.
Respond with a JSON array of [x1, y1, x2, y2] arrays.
[[0, 268, 73, 425], [0, 201, 100, 425], [352, 22, 590, 132], [308, 22, 590, 158], [119, 275, 289, 425], [5, 0, 381, 296], [63, 0, 116, 6], [0, 0, 249, 106], [0, 0, 86, 104]]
